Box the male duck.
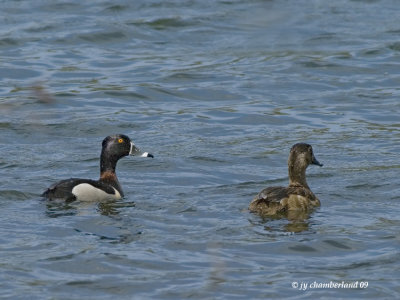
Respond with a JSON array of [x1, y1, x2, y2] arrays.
[[249, 143, 323, 216], [42, 134, 153, 202]]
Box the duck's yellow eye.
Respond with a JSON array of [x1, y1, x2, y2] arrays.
[[118, 138, 124, 143]]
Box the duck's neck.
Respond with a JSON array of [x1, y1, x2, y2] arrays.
[[100, 150, 119, 173], [99, 151, 121, 190], [288, 164, 309, 189]]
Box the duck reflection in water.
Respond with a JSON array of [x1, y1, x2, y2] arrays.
[[45, 199, 136, 217]]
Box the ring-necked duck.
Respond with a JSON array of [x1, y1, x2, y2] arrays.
[[42, 134, 153, 202], [249, 143, 323, 216]]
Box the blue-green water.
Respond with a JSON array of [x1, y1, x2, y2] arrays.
[[1, 0, 399, 299]]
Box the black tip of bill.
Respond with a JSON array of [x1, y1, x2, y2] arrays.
[[141, 152, 154, 158], [312, 155, 323, 167]]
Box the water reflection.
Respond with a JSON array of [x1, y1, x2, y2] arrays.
[[206, 242, 226, 290], [97, 200, 136, 216], [45, 199, 136, 217], [45, 199, 142, 244], [249, 211, 316, 233], [45, 200, 78, 218], [284, 220, 310, 233], [31, 83, 55, 104]]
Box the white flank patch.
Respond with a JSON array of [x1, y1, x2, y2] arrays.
[[141, 152, 150, 157], [71, 183, 121, 201]]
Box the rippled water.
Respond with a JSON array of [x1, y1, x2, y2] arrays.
[[1, 0, 399, 299]]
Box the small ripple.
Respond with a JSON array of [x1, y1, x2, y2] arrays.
[[78, 31, 127, 43], [323, 239, 352, 250], [103, 5, 128, 12], [130, 17, 198, 30], [288, 244, 318, 252], [387, 41, 400, 51], [0, 37, 19, 47], [0, 67, 41, 80], [0, 190, 35, 201]]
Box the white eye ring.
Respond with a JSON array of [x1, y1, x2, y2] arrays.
[[129, 142, 135, 155]]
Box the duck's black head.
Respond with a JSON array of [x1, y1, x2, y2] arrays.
[[102, 134, 132, 159], [101, 134, 153, 173], [289, 143, 323, 169]]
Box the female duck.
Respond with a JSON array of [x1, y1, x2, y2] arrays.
[[249, 143, 323, 216], [42, 134, 153, 202]]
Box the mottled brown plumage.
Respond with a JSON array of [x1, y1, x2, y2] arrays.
[[249, 143, 323, 217]]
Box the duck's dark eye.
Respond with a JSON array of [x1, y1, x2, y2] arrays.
[[118, 138, 124, 144]]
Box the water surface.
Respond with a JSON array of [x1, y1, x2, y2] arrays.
[[0, 0, 399, 299]]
